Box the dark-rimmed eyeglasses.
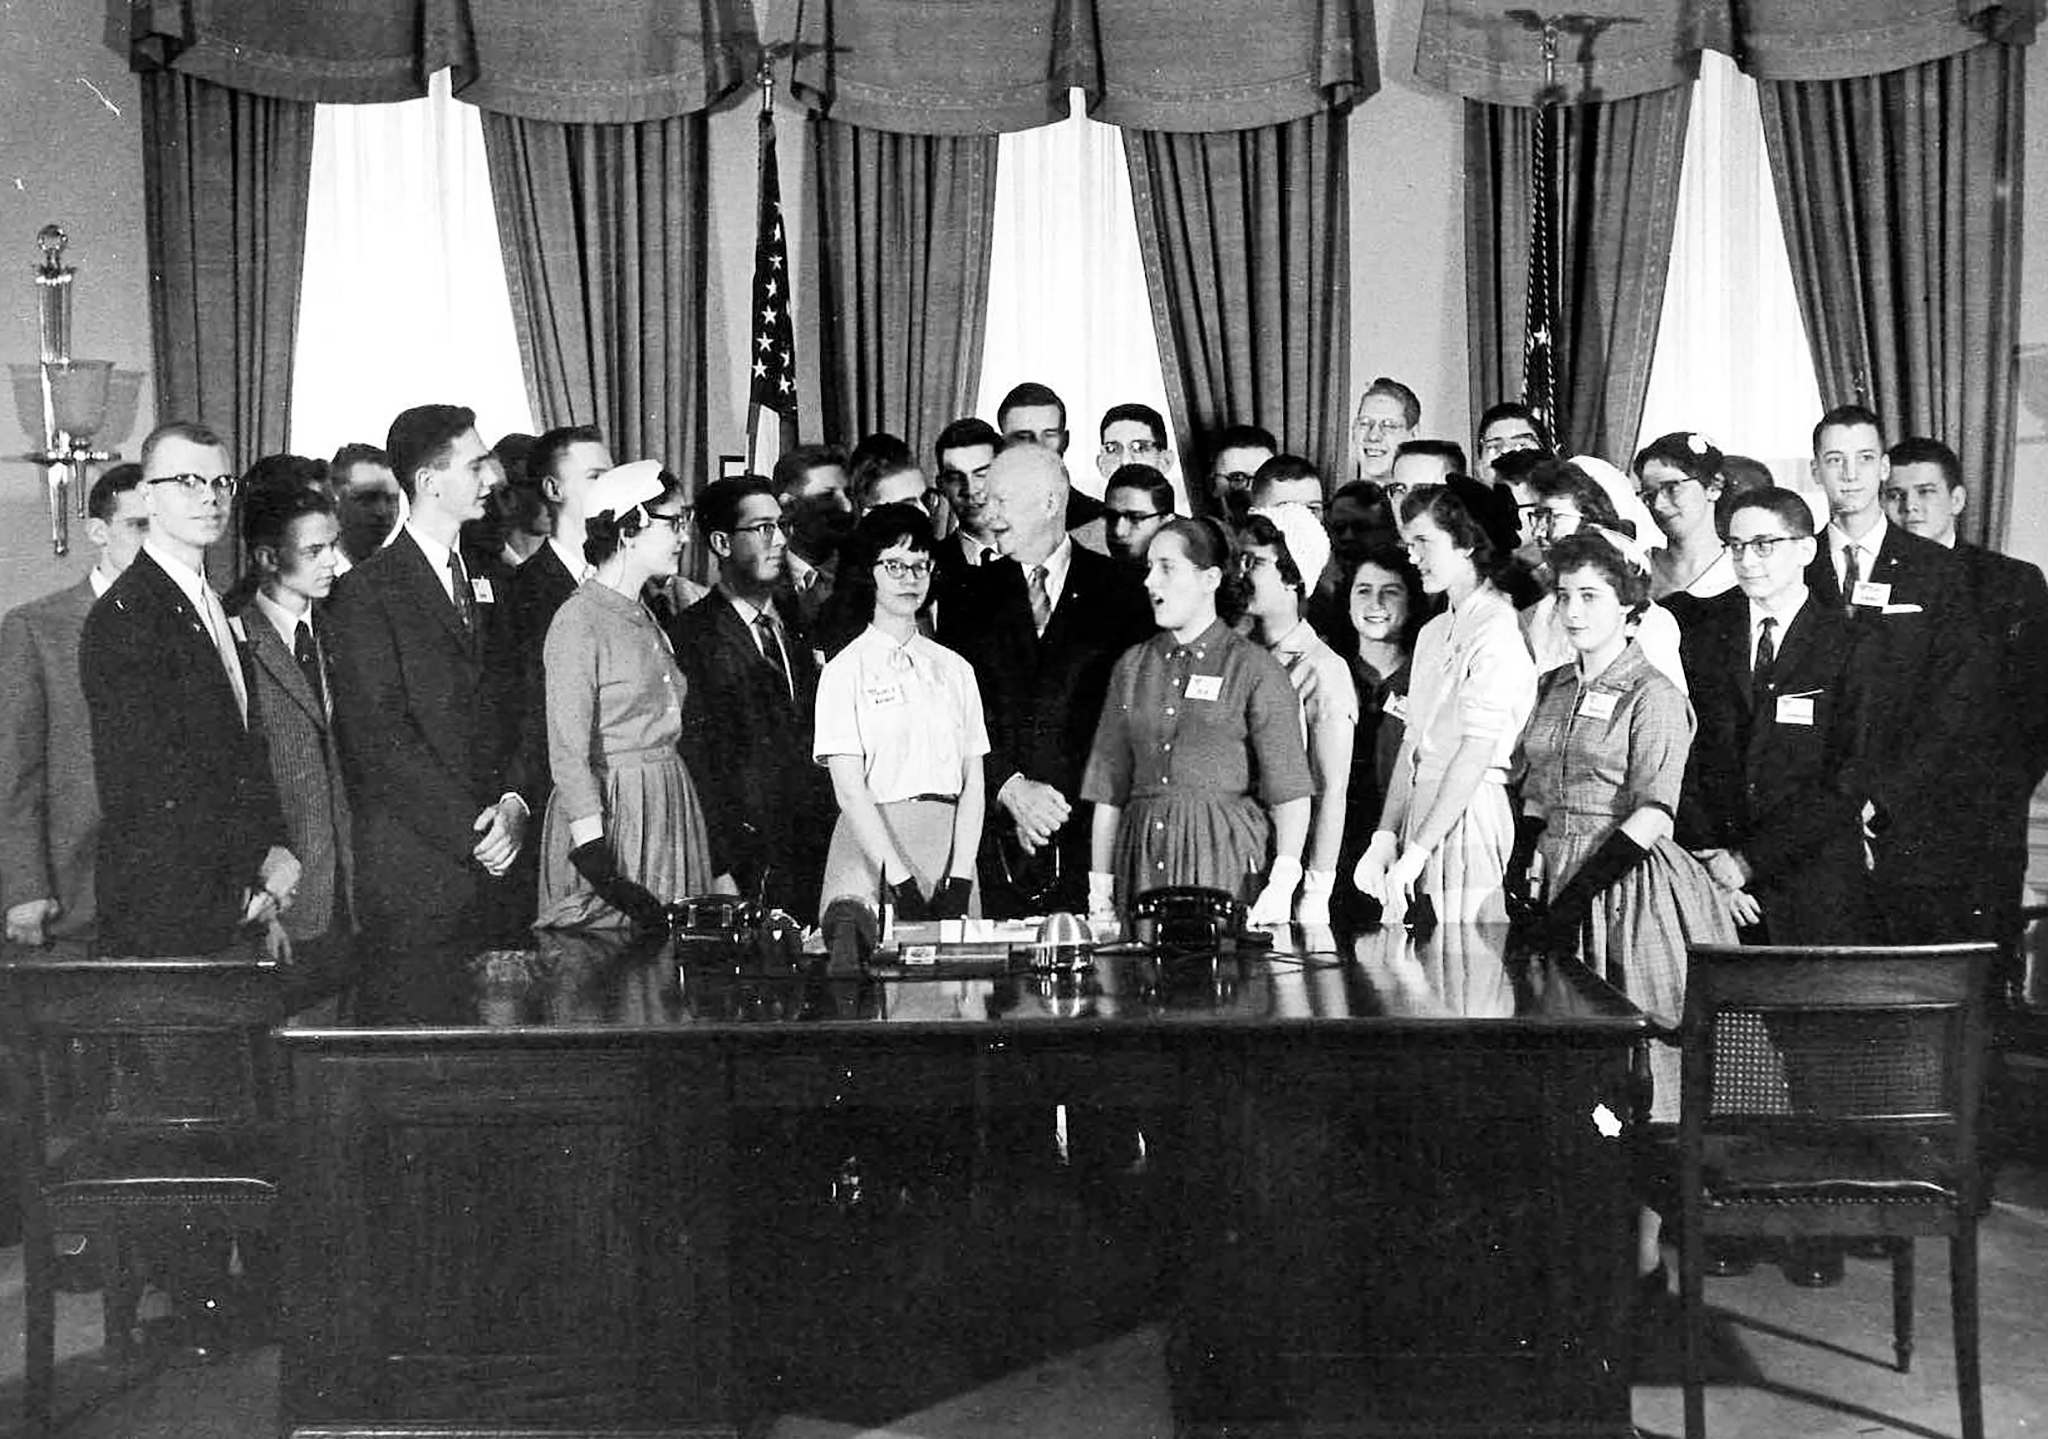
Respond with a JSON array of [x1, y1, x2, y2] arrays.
[[1723, 535, 1795, 560], [728, 518, 793, 540], [1638, 477, 1698, 505], [149, 474, 237, 497], [639, 508, 691, 532], [1107, 509, 1162, 527], [877, 557, 934, 581]]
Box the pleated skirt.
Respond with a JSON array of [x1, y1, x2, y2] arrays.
[[535, 753, 718, 930], [1113, 792, 1270, 908], [1398, 777, 1513, 924]]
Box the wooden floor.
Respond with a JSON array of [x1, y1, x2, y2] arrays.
[[0, 1169, 2041, 1439]]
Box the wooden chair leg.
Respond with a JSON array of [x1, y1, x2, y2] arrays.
[[1952, 1224, 1983, 1439], [23, 1218, 56, 1438], [1889, 1236, 1914, 1372], [100, 1235, 144, 1361], [1681, 1218, 1708, 1439]]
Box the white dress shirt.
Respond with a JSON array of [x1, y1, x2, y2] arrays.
[[1826, 515, 1888, 596]]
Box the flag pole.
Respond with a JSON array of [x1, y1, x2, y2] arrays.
[[746, 54, 774, 477]]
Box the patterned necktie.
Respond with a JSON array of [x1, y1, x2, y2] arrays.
[[448, 548, 477, 633], [1028, 564, 1052, 636], [200, 587, 249, 727], [1841, 543, 1861, 610], [294, 620, 327, 715], [756, 610, 792, 699], [1752, 615, 1776, 705]]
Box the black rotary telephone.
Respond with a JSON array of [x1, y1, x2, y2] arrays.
[[1130, 885, 1270, 953]]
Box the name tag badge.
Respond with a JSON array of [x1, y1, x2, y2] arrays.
[[1578, 690, 1619, 721], [470, 577, 495, 604], [1850, 579, 1891, 609], [1385, 692, 1410, 723], [1185, 674, 1224, 702], [1776, 694, 1816, 726], [866, 682, 906, 708]]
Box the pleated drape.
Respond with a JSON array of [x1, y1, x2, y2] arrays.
[[809, 118, 997, 462], [1122, 112, 1350, 507], [1758, 45, 2025, 547], [139, 71, 316, 583], [481, 112, 711, 493], [1464, 90, 1690, 465]]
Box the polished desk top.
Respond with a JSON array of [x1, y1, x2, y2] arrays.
[[272, 923, 1649, 1040]]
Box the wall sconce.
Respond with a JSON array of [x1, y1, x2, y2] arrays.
[[8, 226, 145, 557]]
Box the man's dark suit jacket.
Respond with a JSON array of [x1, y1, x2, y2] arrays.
[[1950, 540, 2048, 924], [237, 603, 354, 944], [1675, 589, 1869, 945], [937, 543, 1154, 915], [79, 552, 285, 957], [1803, 524, 1992, 900], [670, 589, 834, 922], [0, 579, 102, 940], [324, 530, 527, 980]]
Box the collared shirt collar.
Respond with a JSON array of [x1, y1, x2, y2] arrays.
[[548, 536, 587, 581], [1748, 588, 1807, 635], [1165, 616, 1228, 662], [1027, 535, 1074, 609], [407, 521, 461, 602], [252, 587, 311, 648], [958, 531, 999, 567], [1827, 514, 1888, 572], [142, 537, 214, 612], [89, 566, 113, 598], [720, 584, 769, 629], [785, 548, 819, 591]]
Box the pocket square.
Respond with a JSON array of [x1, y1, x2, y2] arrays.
[[1881, 602, 1924, 615]]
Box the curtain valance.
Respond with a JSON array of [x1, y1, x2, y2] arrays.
[[785, 0, 1377, 135], [1417, 0, 2035, 106], [107, 0, 754, 121]]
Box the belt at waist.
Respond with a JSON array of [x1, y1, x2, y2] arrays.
[[601, 744, 684, 769], [893, 792, 958, 806]]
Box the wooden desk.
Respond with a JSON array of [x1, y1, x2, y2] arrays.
[[279, 925, 1651, 1437]]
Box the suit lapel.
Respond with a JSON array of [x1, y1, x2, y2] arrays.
[[392, 530, 475, 654], [133, 552, 244, 732], [247, 615, 327, 727]]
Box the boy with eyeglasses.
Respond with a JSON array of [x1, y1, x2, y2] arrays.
[[671, 476, 833, 922], [1674, 487, 1869, 945]]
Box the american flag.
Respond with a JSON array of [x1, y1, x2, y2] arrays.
[[749, 111, 797, 430]]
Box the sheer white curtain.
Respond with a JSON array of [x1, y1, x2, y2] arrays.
[[290, 71, 533, 462], [1636, 51, 1823, 487], [976, 95, 1186, 511]]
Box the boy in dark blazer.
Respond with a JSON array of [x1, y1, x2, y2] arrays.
[[0, 464, 150, 947], [80, 423, 297, 958], [671, 476, 833, 922], [1676, 487, 1869, 944], [325, 405, 530, 1020]]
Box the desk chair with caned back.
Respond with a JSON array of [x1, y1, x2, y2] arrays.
[[0, 955, 285, 1436], [1678, 940, 1995, 1439]]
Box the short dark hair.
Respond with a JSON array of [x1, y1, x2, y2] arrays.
[[1210, 423, 1278, 461], [1526, 458, 1626, 534], [1393, 438, 1468, 476], [1399, 481, 1504, 579], [329, 442, 389, 478], [88, 462, 144, 522], [1359, 376, 1421, 430], [1250, 455, 1323, 505], [997, 382, 1066, 433], [242, 453, 331, 498], [140, 420, 229, 472], [770, 443, 847, 499], [1723, 485, 1817, 540], [694, 474, 778, 542], [1237, 511, 1307, 593], [1100, 402, 1167, 450], [847, 432, 921, 508], [1477, 400, 1553, 453], [1105, 463, 1174, 516], [1812, 403, 1885, 456], [831, 503, 938, 632], [1545, 529, 1652, 613], [243, 475, 337, 556], [493, 432, 538, 485], [933, 417, 1002, 472], [1151, 516, 1249, 624], [1329, 480, 1394, 531], [528, 425, 604, 486], [1340, 539, 1426, 652], [1632, 431, 1724, 489], [385, 404, 478, 500], [583, 467, 685, 568], [1887, 436, 1963, 492]]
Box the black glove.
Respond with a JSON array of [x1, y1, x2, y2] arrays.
[[1516, 830, 1649, 958], [1504, 813, 1547, 923], [889, 877, 931, 923], [929, 876, 972, 920], [569, 839, 669, 931]]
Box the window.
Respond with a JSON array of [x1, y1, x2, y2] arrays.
[[1636, 51, 1824, 486], [290, 71, 534, 463], [976, 94, 1187, 513]]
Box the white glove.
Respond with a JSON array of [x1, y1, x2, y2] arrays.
[[1248, 855, 1303, 927], [1087, 869, 1119, 935], [1295, 868, 1335, 927], [1351, 830, 1399, 901]]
